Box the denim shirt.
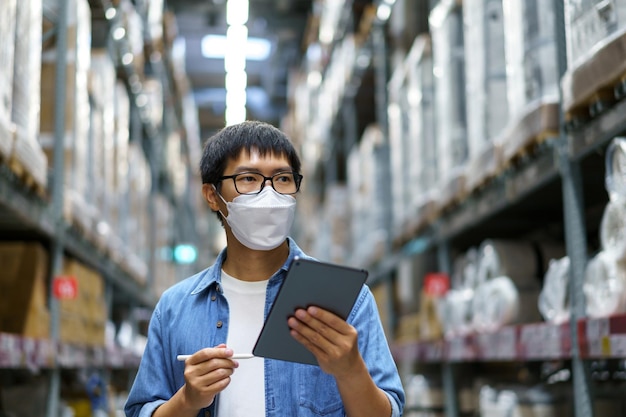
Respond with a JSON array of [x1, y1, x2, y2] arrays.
[[125, 238, 405, 417]]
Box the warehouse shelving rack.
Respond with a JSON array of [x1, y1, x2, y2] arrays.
[[375, 0, 626, 416], [292, 1, 626, 416], [0, 0, 204, 415]]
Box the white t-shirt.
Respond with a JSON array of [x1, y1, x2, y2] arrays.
[[217, 270, 268, 416]]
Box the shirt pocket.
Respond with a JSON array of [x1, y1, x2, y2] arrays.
[[297, 365, 344, 416]]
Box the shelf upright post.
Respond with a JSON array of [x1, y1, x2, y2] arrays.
[[435, 234, 459, 417], [552, 0, 594, 416], [45, 0, 70, 416]]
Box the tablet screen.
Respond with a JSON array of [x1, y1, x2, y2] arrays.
[[252, 257, 368, 365]]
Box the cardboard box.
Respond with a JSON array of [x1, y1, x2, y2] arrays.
[[0, 242, 50, 339]]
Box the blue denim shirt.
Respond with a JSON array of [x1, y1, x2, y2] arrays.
[[125, 238, 405, 417]]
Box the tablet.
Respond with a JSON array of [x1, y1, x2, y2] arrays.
[[252, 257, 368, 365]]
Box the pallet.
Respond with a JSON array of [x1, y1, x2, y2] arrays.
[[564, 82, 622, 130], [7, 154, 47, 199], [498, 101, 560, 173], [500, 129, 557, 173], [562, 30, 626, 130]]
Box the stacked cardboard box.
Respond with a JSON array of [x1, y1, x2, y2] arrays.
[[58, 257, 107, 346], [0, 242, 50, 339]]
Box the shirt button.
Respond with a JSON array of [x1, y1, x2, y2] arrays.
[[204, 410, 210, 417], [211, 295, 216, 301], [216, 321, 223, 328]]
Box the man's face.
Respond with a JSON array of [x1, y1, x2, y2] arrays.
[[219, 149, 294, 201], [202, 148, 295, 217]]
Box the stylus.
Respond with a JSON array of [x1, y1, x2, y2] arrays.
[[176, 354, 255, 361]]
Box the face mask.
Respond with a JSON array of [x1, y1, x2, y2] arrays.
[[215, 185, 296, 251]]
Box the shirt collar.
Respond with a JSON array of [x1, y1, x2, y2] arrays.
[[190, 237, 308, 295]]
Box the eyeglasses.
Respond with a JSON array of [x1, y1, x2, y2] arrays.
[[219, 171, 303, 195]]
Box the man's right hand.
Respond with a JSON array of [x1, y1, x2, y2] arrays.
[[181, 344, 240, 410], [153, 344, 239, 417]]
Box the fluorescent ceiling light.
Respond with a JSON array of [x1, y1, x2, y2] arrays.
[[227, 0, 249, 25], [202, 34, 272, 61]]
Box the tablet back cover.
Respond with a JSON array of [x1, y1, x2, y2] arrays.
[[252, 258, 368, 365]]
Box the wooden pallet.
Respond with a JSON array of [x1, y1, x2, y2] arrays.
[[562, 30, 626, 130], [7, 154, 47, 199], [500, 129, 557, 172], [498, 101, 560, 173], [564, 81, 622, 130]]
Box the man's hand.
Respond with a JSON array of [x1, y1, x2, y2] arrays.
[[287, 307, 361, 377], [181, 344, 239, 409]]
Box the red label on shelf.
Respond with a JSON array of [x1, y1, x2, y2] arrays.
[[53, 275, 78, 300], [423, 273, 450, 296]]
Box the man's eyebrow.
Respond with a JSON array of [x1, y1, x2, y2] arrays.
[[233, 166, 293, 174]]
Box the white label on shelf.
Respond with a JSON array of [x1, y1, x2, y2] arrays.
[[610, 335, 626, 357], [587, 317, 609, 339]]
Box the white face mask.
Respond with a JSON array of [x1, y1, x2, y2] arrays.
[[215, 185, 296, 251]]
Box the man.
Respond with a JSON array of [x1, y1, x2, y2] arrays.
[[125, 121, 405, 417]]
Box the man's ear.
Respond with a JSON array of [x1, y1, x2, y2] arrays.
[[202, 184, 221, 212]]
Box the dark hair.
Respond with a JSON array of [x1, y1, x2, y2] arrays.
[[199, 120, 302, 185]]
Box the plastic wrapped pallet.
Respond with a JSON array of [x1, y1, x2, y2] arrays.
[[405, 35, 439, 228], [430, 0, 468, 207], [11, 0, 47, 190], [471, 239, 553, 330], [463, 0, 508, 192], [561, 0, 626, 116], [388, 66, 411, 237], [499, 0, 560, 165], [40, 0, 91, 225], [604, 136, 626, 202], [112, 81, 131, 237], [478, 384, 572, 417], [89, 49, 119, 252], [600, 199, 626, 261], [404, 375, 445, 416], [347, 125, 388, 266], [0, 0, 17, 159], [564, 0, 626, 69], [584, 250, 626, 318], [538, 256, 571, 324]]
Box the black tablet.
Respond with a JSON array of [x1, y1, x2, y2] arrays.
[[252, 257, 368, 365]]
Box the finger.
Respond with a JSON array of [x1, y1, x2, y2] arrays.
[[294, 308, 346, 341], [189, 346, 235, 365], [303, 307, 353, 335], [288, 313, 336, 353]]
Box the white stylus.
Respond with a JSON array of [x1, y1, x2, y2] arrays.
[[176, 353, 255, 361]]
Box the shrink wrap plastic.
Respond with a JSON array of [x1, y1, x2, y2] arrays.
[[471, 276, 521, 332], [600, 199, 626, 261], [502, 0, 559, 119], [463, 0, 508, 160], [538, 256, 571, 324], [605, 137, 626, 202], [584, 250, 626, 318], [441, 288, 474, 336], [405, 374, 444, 410], [451, 246, 479, 289], [472, 239, 554, 330], [479, 384, 571, 417], [443, 248, 479, 335], [430, 0, 468, 202], [476, 239, 541, 290]]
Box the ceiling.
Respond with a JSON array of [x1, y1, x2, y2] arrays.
[[166, 0, 315, 139]]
